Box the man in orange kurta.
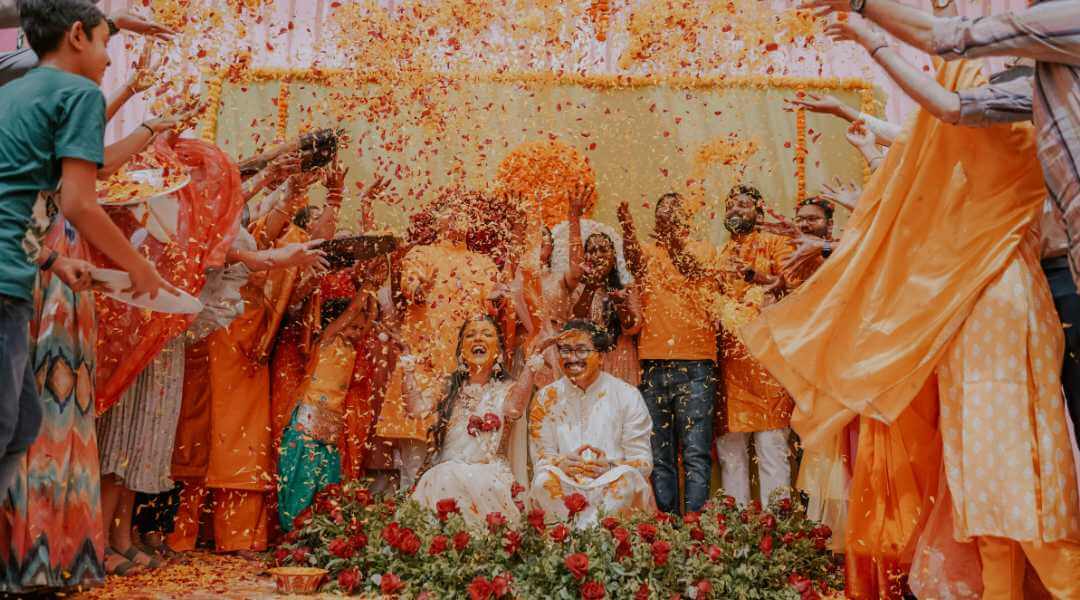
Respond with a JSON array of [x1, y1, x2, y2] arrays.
[[373, 205, 497, 489], [714, 185, 795, 508], [170, 220, 307, 553]]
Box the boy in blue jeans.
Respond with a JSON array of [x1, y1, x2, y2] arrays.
[[0, 0, 173, 498]]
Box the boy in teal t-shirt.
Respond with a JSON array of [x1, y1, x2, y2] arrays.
[[0, 0, 173, 499]]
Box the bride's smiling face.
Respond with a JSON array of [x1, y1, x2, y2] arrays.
[[460, 318, 500, 373]]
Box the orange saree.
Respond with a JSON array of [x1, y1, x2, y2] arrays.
[[743, 59, 1047, 597]]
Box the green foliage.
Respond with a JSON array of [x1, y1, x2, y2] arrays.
[[273, 481, 843, 599]]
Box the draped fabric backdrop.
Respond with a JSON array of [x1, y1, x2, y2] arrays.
[[0, 0, 1029, 139]]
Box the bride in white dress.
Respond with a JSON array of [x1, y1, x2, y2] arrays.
[[404, 315, 543, 527]]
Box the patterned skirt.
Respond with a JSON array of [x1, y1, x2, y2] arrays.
[[0, 222, 105, 592], [97, 336, 186, 494]]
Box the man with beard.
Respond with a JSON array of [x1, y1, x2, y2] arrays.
[[714, 185, 795, 507], [783, 196, 836, 287], [618, 193, 720, 515], [528, 320, 654, 527]]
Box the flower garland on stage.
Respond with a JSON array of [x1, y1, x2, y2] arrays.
[[276, 480, 843, 599]]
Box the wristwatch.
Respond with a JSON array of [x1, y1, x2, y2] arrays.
[[850, 0, 866, 13], [821, 241, 833, 259], [932, 0, 953, 8]]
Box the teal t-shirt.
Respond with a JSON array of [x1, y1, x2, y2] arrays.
[[0, 66, 105, 301]]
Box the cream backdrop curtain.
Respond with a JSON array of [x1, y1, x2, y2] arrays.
[[211, 77, 869, 242]]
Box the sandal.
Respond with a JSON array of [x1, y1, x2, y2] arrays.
[[145, 540, 187, 563], [104, 548, 145, 577], [114, 545, 163, 570]]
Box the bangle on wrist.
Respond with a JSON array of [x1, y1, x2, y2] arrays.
[[41, 249, 59, 271], [139, 122, 155, 136], [870, 44, 888, 58]]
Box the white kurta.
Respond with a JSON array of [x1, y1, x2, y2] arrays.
[[528, 373, 655, 527], [412, 380, 521, 528]]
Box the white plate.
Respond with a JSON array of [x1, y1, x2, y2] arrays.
[[90, 268, 203, 314], [101, 169, 191, 206]]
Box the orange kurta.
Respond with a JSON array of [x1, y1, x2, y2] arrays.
[[717, 230, 793, 433], [170, 221, 305, 552], [375, 241, 497, 441], [743, 59, 1064, 598]]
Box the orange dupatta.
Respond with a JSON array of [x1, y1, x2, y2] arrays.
[[743, 59, 1045, 449]]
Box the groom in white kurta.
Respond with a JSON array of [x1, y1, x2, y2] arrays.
[[529, 320, 655, 526]]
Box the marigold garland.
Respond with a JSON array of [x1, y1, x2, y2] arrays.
[[275, 84, 291, 142], [199, 75, 224, 144], [795, 85, 808, 202]]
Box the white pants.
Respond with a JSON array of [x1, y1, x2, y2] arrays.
[[716, 428, 792, 506]]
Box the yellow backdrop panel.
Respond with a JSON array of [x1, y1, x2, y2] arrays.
[[206, 75, 874, 243]]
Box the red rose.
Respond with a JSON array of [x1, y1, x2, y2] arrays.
[[293, 506, 313, 529], [349, 532, 368, 550], [511, 482, 525, 498], [550, 523, 570, 543], [382, 522, 403, 548], [380, 572, 404, 595], [383, 498, 397, 513], [328, 537, 355, 559], [273, 548, 288, 565], [468, 576, 493, 600], [654, 512, 673, 524], [429, 534, 449, 555], [716, 513, 727, 525], [580, 580, 606, 599], [612, 527, 630, 544], [563, 493, 588, 518], [284, 529, 301, 543], [600, 517, 619, 531], [615, 540, 632, 560], [695, 580, 712, 598], [492, 573, 512, 597], [722, 495, 737, 509], [814, 537, 828, 551], [717, 524, 728, 538], [812, 525, 832, 541], [759, 534, 774, 557], [398, 528, 422, 555], [707, 544, 723, 561], [740, 510, 751, 524], [486, 512, 508, 532], [503, 530, 522, 555], [337, 567, 360, 594], [436, 498, 460, 521], [634, 583, 650, 600], [352, 488, 373, 506], [514, 499, 525, 513], [467, 415, 485, 436], [565, 552, 589, 580], [782, 532, 795, 546], [760, 514, 777, 531], [749, 499, 762, 513], [453, 530, 471, 551], [527, 508, 546, 533], [683, 512, 701, 526], [290, 547, 309, 563], [777, 497, 793, 515], [635, 523, 657, 542], [690, 527, 705, 541], [481, 411, 502, 432], [651, 540, 671, 566]]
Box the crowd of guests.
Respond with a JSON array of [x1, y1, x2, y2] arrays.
[[0, 0, 1078, 598]]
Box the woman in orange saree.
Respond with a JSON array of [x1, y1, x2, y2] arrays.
[[744, 57, 1078, 598]]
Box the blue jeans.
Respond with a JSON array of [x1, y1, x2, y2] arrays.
[[0, 295, 40, 496], [1044, 257, 1080, 439], [639, 359, 715, 513]]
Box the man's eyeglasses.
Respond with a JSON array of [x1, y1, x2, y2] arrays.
[[556, 345, 595, 359]]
